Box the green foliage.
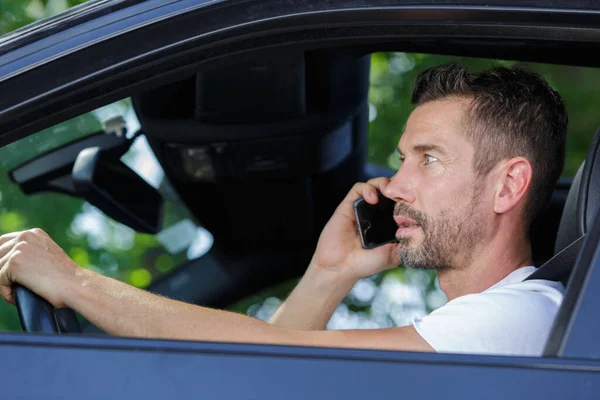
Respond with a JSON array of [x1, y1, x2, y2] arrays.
[[369, 53, 599, 176], [0, 0, 88, 35], [0, 104, 192, 331], [233, 55, 600, 327]]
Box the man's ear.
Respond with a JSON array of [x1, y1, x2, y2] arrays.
[[493, 157, 533, 215]]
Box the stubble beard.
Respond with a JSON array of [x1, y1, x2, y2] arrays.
[[396, 186, 485, 271]]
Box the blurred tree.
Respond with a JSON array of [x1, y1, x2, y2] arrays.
[[0, 0, 88, 35], [368, 53, 598, 175], [0, 103, 192, 331], [233, 54, 600, 328]]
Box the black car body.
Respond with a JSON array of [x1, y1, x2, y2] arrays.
[[2, 0, 600, 397]]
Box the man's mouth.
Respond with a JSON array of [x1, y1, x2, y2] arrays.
[[393, 215, 419, 227], [393, 215, 421, 237]]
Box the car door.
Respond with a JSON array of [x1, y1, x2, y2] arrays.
[[2, 0, 600, 398]]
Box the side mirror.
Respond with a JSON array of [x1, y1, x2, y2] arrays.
[[72, 146, 163, 234]]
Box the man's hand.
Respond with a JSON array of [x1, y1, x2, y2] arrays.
[[270, 178, 400, 330], [0, 228, 80, 308], [310, 177, 400, 282]]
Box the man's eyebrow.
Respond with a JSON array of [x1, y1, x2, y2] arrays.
[[397, 143, 448, 157]]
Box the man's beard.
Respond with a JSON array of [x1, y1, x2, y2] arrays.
[[395, 186, 484, 271]]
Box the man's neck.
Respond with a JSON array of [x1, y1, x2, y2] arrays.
[[437, 231, 532, 301]]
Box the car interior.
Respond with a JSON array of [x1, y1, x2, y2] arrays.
[[0, 44, 598, 353]]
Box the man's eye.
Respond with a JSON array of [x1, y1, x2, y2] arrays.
[[424, 155, 438, 165]]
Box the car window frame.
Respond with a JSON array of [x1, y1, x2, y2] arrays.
[[2, 1, 600, 145], [0, 0, 600, 360]]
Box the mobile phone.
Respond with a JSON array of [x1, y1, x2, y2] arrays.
[[353, 192, 399, 249]]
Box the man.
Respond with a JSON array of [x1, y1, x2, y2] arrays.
[[0, 63, 567, 356]]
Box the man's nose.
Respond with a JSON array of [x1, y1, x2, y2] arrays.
[[383, 167, 416, 204]]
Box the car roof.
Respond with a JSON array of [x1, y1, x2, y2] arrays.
[[1, 0, 600, 148], [0, 0, 139, 53], [2, 0, 600, 56]]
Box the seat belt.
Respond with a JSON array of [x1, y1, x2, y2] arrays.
[[525, 235, 586, 283]]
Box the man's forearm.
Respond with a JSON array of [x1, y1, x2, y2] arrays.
[[68, 268, 284, 343], [69, 265, 354, 336], [60, 267, 432, 353], [269, 264, 356, 330]]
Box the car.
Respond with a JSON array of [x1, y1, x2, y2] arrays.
[[2, 0, 600, 397]]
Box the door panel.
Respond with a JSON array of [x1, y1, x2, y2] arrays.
[[2, 334, 600, 398]]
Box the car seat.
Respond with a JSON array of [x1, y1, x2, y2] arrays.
[[526, 128, 600, 284], [528, 128, 600, 355]]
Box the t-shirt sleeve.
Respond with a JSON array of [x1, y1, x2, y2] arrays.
[[412, 288, 560, 356]]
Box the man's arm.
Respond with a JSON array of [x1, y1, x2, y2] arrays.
[[270, 178, 400, 330], [71, 267, 432, 352], [0, 228, 432, 352], [268, 264, 354, 330]]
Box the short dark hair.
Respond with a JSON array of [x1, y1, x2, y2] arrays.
[[411, 63, 568, 234]]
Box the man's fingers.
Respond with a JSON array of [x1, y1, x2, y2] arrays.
[[0, 245, 17, 285], [0, 229, 47, 260], [366, 177, 391, 191], [0, 231, 21, 246], [0, 247, 16, 306], [349, 177, 391, 205], [0, 229, 48, 299], [0, 238, 16, 262], [332, 178, 394, 220], [0, 230, 37, 263], [0, 285, 15, 305], [0, 229, 45, 246], [340, 183, 375, 208], [359, 185, 379, 204]]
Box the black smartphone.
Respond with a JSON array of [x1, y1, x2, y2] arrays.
[[353, 192, 399, 249]]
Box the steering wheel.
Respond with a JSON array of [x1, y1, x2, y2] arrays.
[[14, 285, 82, 334]]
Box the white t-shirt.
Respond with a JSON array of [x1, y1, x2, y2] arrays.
[[413, 266, 564, 356]]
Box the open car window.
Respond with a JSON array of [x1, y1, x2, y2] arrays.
[[0, 99, 213, 331], [229, 52, 600, 330], [2, 52, 597, 335], [1, 49, 598, 341]]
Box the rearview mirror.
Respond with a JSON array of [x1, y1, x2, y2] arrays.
[[72, 146, 163, 234], [10, 130, 164, 234]]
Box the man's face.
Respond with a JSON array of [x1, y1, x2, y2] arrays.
[[383, 98, 490, 270]]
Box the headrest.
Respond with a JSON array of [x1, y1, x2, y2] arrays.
[[555, 128, 600, 254]]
